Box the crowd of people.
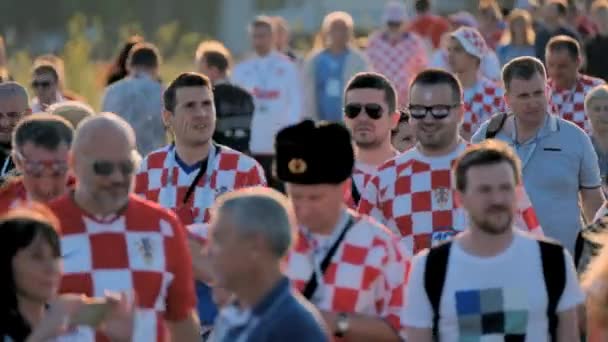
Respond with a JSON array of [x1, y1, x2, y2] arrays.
[[1, 0, 608, 341]]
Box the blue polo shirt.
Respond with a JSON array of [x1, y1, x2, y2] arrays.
[[472, 114, 602, 254], [211, 277, 329, 342]]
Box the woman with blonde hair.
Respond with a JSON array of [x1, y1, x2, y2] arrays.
[[582, 223, 608, 340], [496, 9, 536, 66]]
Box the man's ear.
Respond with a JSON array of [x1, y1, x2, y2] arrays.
[[11, 151, 24, 173], [454, 190, 464, 207], [390, 110, 400, 130], [162, 109, 173, 128]]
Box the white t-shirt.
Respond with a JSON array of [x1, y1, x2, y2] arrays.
[[404, 230, 584, 341]]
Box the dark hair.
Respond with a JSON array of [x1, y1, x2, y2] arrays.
[[163, 72, 212, 112], [454, 139, 521, 192], [0, 205, 61, 341], [391, 110, 410, 136], [106, 35, 144, 86], [344, 72, 398, 113], [127, 42, 161, 69], [12, 114, 74, 150], [203, 51, 229, 73], [415, 0, 430, 12], [32, 64, 59, 82], [546, 35, 581, 60], [549, 0, 568, 16], [409, 68, 463, 103], [249, 16, 274, 33], [502, 56, 546, 90]]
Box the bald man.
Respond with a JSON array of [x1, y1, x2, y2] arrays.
[[49, 113, 201, 341], [0, 81, 30, 177]]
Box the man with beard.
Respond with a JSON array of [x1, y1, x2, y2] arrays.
[[358, 69, 541, 256], [0, 114, 74, 213], [472, 56, 604, 255], [342, 72, 400, 208], [404, 140, 583, 342], [135, 72, 265, 331], [0, 82, 30, 178], [49, 113, 201, 341]]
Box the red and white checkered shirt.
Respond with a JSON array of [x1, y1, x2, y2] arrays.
[[357, 141, 543, 255], [462, 77, 506, 135], [345, 162, 379, 209], [50, 194, 196, 342], [366, 31, 428, 106], [135, 144, 266, 225], [0, 178, 27, 213], [548, 74, 605, 133], [285, 209, 410, 339]]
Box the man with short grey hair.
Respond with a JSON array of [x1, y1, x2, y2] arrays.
[[0, 81, 30, 177], [208, 187, 330, 341], [472, 56, 605, 255]]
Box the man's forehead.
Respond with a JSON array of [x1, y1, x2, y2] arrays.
[[176, 86, 211, 102], [410, 84, 454, 104]]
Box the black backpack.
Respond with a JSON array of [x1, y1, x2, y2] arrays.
[[485, 112, 512, 139], [424, 239, 566, 342]]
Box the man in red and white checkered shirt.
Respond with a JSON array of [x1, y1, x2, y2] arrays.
[[546, 35, 606, 133], [342, 73, 401, 209], [358, 69, 542, 255], [366, 1, 428, 106], [0, 114, 74, 213], [447, 27, 507, 139], [49, 113, 200, 341], [274, 119, 409, 340], [135, 72, 266, 227]]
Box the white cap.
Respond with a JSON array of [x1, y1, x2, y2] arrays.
[[383, 1, 407, 23]]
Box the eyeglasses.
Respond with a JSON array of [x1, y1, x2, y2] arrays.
[[31, 80, 53, 89], [14, 151, 68, 178], [344, 103, 384, 120], [406, 104, 461, 120], [92, 160, 135, 177]]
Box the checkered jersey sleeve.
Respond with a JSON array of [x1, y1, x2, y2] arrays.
[[357, 173, 387, 225], [162, 212, 197, 321], [514, 185, 543, 236], [379, 236, 411, 339]]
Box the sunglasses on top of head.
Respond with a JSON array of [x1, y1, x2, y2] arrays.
[[344, 103, 384, 120], [92, 160, 135, 177], [406, 104, 461, 120]]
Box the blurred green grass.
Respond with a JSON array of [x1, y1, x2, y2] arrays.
[[6, 14, 205, 111]]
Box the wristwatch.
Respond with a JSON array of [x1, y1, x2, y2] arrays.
[[334, 312, 350, 337]]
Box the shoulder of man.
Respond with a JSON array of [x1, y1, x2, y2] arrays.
[[270, 292, 331, 341]]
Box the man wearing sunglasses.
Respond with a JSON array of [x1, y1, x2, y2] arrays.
[[49, 113, 201, 341], [30, 63, 65, 113], [358, 69, 542, 256], [342, 72, 400, 208], [0, 81, 31, 178], [0, 114, 73, 213]]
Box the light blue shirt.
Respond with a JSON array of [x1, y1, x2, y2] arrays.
[[472, 114, 602, 254], [314, 49, 348, 122]]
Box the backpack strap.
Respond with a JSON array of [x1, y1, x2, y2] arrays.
[[350, 176, 361, 206], [424, 241, 453, 338], [538, 239, 566, 342], [485, 112, 511, 139]]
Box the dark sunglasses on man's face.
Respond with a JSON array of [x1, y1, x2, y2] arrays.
[[31, 80, 52, 89], [344, 103, 384, 120], [92, 160, 135, 177], [407, 104, 461, 120]]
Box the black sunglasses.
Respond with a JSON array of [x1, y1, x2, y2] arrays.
[[407, 104, 461, 120], [344, 103, 384, 120], [92, 160, 135, 177], [31, 80, 52, 89]]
